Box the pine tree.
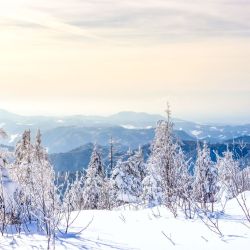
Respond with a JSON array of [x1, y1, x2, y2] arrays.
[[63, 171, 84, 211], [82, 146, 106, 209], [135, 146, 146, 181], [12, 130, 33, 187], [0, 150, 19, 214], [10, 130, 34, 219], [240, 166, 250, 192], [32, 130, 60, 240], [141, 155, 164, 207], [174, 147, 192, 196], [32, 129, 57, 209], [193, 142, 218, 210], [216, 149, 240, 200], [142, 106, 178, 207], [142, 120, 165, 206], [109, 149, 143, 207], [107, 136, 114, 177], [0, 128, 22, 228], [10, 129, 59, 237]]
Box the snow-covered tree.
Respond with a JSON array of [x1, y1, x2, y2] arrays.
[[141, 142, 164, 207], [0, 128, 21, 231], [135, 146, 146, 181], [109, 149, 143, 207], [9, 129, 60, 242], [107, 136, 114, 177], [0, 153, 19, 226], [32, 130, 59, 232], [8, 130, 34, 224], [216, 149, 241, 200], [240, 166, 250, 192], [193, 143, 218, 209], [12, 130, 34, 189], [172, 146, 194, 217], [63, 171, 84, 211], [82, 146, 106, 209], [142, 106, 180, 208], [62, 171, 85, 233], [11, 130, 55, 202]]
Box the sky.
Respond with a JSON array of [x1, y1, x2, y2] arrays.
[[0, 0, 250, 123]]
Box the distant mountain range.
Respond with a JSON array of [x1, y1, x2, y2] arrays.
[[49, 140, 250, 174], [1, 109, 250, 153], [49, 143, 126, 173], [225, 136, 250, 144], [1, 107, 250, 173]]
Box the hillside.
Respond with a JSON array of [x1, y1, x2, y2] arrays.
[[1, 192, 249, 250], [50, 140, 250, 173]]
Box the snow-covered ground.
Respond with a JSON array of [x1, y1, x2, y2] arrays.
[[1, 192, 250, 250]]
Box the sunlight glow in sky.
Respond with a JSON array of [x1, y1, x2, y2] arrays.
[[0, 0, 250, 123]]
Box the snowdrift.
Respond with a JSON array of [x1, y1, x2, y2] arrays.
[[0, 192, 249, 250]]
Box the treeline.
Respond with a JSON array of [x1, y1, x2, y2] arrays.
[[0, 110, 250, 247], [65, 111, 250, 213]]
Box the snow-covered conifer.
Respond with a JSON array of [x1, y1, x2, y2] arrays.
[[0, 128, 21, 229], [32, 130, 57, 209], [216, 149, 241, 200], [12, 130, 34, 188], [142, 106, 179, 207], [109, 149, 143, 207], [63, 171, 84, 211], [9, 129, 59, 240], [33, 130, 61, 244], [174, 147, 193, 210], [135, 146, 146, 181], [0, 155, 19, 214], [193, 143, 218, 209], [82, 146, 106, 209], [240, 166, 250, 191]]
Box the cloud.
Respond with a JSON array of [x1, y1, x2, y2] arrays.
[[0, 0, 111, 43], [0, 0, 249, 44]]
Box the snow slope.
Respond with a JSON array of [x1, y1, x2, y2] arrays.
[[0, 192, 250, 250]]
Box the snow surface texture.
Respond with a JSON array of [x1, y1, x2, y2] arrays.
[[0, 192, 249, 250]]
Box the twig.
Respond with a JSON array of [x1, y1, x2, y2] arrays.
[[73, 216, 94, 235], [201, 235, 208, 242], [162, 231, 175, 246], [118, 214, 126, 223]]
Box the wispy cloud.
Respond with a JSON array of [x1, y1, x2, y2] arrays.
[[0, 1, 249, 121], [0, 0, 250, 44]]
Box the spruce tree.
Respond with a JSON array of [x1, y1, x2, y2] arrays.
[[193, 142, 218, 209], [109, 149, 143, 207], [142, 108, 178, 207], [63, 171, 84, 211], [216, 149, 240, 200], [12, 130, 34, 202], [82, 146, 106, 209]]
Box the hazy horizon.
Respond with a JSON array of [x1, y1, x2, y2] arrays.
[[0, 0, 249, 124], [1, 107, 249, 125]]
